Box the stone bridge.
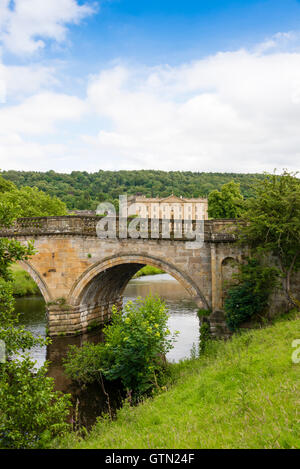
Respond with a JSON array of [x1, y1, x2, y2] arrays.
[[1, 216, 245, 337]]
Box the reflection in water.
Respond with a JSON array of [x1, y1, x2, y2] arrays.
[[16, 273, 199, 428]]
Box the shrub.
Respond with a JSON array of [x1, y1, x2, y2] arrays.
[[224, 258, 279, 331], [64, 296, 177, 397], [197, 308, 211, 318], [199, 321, 211, 354], [0, 357, 71, 449]]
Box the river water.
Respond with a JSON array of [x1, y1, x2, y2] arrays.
[[16, 273, 199, 427]]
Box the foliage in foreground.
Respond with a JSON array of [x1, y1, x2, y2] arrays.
[[55, 315, 300, 449], [0, 358, 70, 449], [224, 257, 279, 331], [0, 279, 71, 449], [64, 296, 177, 397]]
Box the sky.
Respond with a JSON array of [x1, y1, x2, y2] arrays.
[[0, 0, 300, 174]]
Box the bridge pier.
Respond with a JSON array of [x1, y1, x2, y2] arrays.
[[47, 298, 123, 336]]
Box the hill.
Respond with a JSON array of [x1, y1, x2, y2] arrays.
[[1, 170, 265, 211]]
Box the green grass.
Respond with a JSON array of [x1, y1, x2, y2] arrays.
[[56, 314, 300, 449], [133, 265, 164, 278], [9, 264, 41, 297]]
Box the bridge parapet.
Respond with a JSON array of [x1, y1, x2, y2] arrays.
[[0, 216, 238, 242]]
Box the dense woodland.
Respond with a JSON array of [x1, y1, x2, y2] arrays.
[[1, 170, 265, 210]]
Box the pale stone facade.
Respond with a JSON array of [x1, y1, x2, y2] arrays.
[[127, 195, 208, 221]]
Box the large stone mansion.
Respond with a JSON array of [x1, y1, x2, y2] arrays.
[[127, 194, 208, 220]]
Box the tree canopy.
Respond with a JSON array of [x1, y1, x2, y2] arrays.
[[208, 181, 244, 219], [0, 170, 264, 212], [0, 175, 67, 220]]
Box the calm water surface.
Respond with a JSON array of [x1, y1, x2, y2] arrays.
[[16, 274, 199, 427]]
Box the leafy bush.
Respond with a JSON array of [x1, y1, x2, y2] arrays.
[[199, 321, 211, 354], [197, 308, 211, 318], [224, 258, 279, 331], [64, 296, 177, 397], [0, 358, 71, 449]]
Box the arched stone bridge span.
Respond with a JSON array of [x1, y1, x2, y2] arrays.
[[0, 216, 242, 337]]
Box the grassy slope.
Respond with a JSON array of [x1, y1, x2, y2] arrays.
[[133, 266, 164, 278], [63, 316, 300, 449], [9, 264, 40, 297]]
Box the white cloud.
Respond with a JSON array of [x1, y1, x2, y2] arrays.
[[81, 47, 300, 172], [0, 60, 6, 103], [0, 0, 96, 55], [255, 31, 298, 54], [2, 63, 58, 99], [1, 33, 300, 173], [0, 91, 86, 135]]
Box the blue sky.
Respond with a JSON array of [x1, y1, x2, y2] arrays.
[[69, 0, 300, 65], [0, 0, 300, 173]]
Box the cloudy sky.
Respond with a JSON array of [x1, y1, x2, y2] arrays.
[[0, 0, 300, 173]]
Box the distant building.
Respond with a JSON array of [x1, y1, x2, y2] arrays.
[[127, 194, 208, 220]]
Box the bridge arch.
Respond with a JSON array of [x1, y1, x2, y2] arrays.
[[17, 260, 53, 303], [68, 253, 209, 309]]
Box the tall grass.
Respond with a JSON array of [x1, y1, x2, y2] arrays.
[[56, 315, 300, 449]]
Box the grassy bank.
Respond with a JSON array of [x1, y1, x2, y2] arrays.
[[9, 264, 40, 297], [133, 265, 164, 278], [57, 314, 300, 449]]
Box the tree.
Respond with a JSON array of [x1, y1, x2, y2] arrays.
[[238, 171, 300, 308], [1, 170, 265, 211], [208, 181, 244, 219], [0, 186, 67, 217], [0, 177, 15, 194]]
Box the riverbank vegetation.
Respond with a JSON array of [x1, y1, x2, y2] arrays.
[[64, 297, 177, 400], [133, 266, 164, 278], [224, 258, 279, 331], [55, 312, 300, 449], [9, 264, 41, 297]]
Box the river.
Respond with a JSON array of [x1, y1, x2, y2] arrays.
[[16, 273, 200, 427]]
